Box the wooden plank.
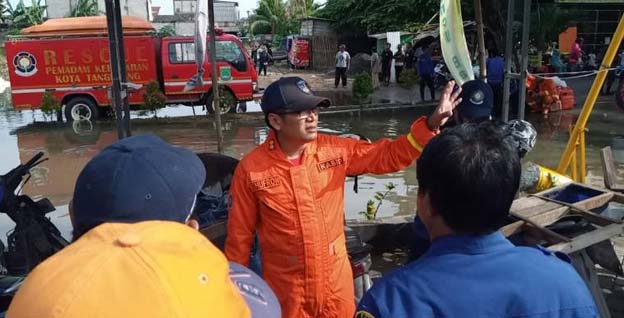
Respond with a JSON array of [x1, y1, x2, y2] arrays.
[[500, 220, 526, 237], [548, 223, 624, 254], [574, 192, 615, 211], [601, 146, 624, 192], [531, 194, 622, 226], [570, 251, 612, 318], [613, 191, 624, 204], [510, 212, 571, 243], [510, 197, 563, 218]]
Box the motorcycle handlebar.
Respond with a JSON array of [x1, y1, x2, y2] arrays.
[[24, 152, 44, 170], [1, 152, 46, 198]]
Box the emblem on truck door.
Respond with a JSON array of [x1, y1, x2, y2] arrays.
[[13, 52, 38, 77]]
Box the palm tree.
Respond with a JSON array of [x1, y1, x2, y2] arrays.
[[5, 0, 46, 30], [249, 0, 288, 36], [0, 0, 6, 23], [287, 0, 316, 19], [70, 0, 98, 17]]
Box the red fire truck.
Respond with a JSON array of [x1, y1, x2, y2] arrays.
[[5, 16, 259, 121]]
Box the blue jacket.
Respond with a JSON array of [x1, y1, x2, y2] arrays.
[[356, 232, 597, 318], [418, 53, 435, 76], [487, 56, 505, 84]]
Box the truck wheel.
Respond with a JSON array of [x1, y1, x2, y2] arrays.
[[65, 97, 98, 121], [206, 88, 237, 114]]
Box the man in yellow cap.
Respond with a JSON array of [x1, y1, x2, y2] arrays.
[[7, 134, 281, 318]]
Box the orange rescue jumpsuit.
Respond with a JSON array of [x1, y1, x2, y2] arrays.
[[225, 117, 436, 318]]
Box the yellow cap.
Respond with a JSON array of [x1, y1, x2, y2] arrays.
[[7, 221, 251, 318]]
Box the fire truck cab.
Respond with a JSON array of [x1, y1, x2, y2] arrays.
[[5, 16, 259, 121]]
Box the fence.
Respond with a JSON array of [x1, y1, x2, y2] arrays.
[[310, 35, 338, 71]]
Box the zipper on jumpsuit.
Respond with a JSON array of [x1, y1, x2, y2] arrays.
[[288, 153, 329, 316]]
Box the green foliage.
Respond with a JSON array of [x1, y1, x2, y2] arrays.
[[317, 0, 437, 34], [249, 0, 313, 37], [249, 19, 272, 35], [0, 0, 6, 23], [359, 182, 396, 220], [156, 24, 176, 37], [40, 91, 60, 117], [530, 3, 572, 52], [141, 81, 166, 114], [398, 71, 419, 89], [352, 72, 374, 102], [5, 0, 46, 31], [70, 0, 98, 17]]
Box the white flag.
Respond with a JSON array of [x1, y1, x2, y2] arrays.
[[440, 0, 475, 86], [184, 0, 209, 92]]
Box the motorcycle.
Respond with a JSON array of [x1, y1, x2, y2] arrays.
[[193, 152, 375, 303], [0, 152, 69, 310], [346, 225, 373, 303]]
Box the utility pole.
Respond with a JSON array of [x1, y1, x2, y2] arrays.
[[502, 0, 515, 122], [517, 0, 531, 120], [208, 0, 224, 153], [474, 0, 487, 80], [105, 0, 131, 139]]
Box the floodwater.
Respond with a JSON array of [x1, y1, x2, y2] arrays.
[[1, 76, 623, 241]]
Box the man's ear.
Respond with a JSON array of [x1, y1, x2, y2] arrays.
[[186, 218, 200, 231], [417, 190, 434, 219], [268, 113, 282, 131]]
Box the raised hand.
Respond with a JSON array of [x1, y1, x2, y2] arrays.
[[426, 80, 463, 131]]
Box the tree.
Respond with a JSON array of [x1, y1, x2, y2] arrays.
[[249, 0, 299, 37], [0, 0, 6, 23], [530, 3, 571, 52], [156, 24, 176, 37], [5, 0, 46, 31], [287, 0, 317, 19], [249, 0, 286, 35], [70, 0, 98, 17], [317, 0, 438, 34]]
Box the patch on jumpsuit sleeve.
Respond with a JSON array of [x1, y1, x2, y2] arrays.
[[250, 176, 281, 192], [317, 157, 344, 171], [355, 310, 376, 318]]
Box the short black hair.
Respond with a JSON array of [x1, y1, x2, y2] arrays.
[[416, 122, 521, 234]]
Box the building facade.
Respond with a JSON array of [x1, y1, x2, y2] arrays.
[[46, 0, 153, 21]]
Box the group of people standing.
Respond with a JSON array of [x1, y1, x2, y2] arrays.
[[251, 41, 273, 76], [370, 42, 437, 101]]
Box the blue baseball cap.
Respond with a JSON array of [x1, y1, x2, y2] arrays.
[[229, 262, 282, 318], [457, 80, 493, 121], [72, 134, 206, 234], [261, 77, 330, 113]]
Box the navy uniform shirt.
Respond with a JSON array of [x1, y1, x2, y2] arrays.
[[356, 232, 598, 318]]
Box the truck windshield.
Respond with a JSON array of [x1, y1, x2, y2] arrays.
[[216, 41, 247, 72], [168, 40, 247, 72]]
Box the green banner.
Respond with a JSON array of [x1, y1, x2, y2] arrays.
[[440, 0, 474, 86]]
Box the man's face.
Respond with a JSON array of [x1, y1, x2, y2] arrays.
[[272, 107, 320, 143]]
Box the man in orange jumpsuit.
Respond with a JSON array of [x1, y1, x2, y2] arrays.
[[225, 76, 462, 318]]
